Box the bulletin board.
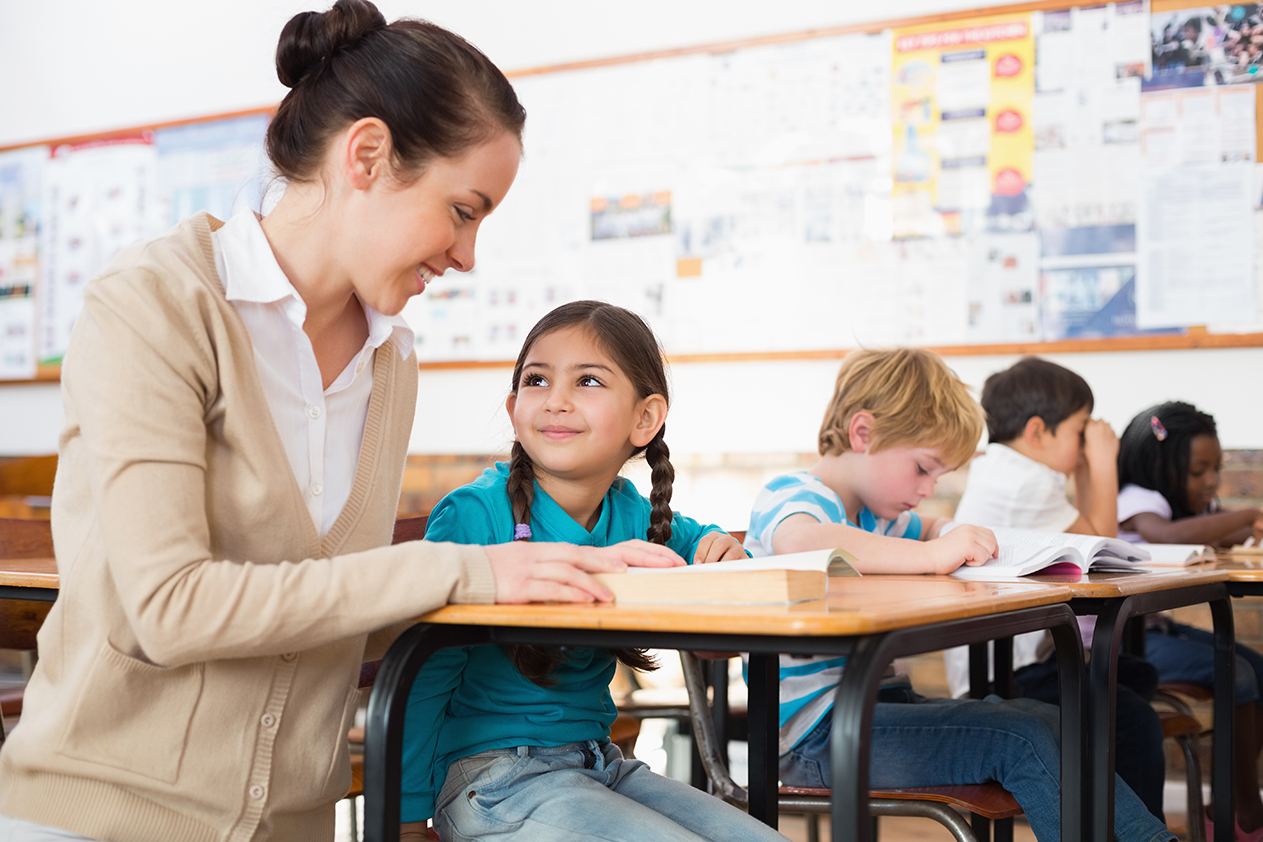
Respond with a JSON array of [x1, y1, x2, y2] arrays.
[[3, 0, 1263, 383]]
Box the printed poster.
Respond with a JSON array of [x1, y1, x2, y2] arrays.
[[1148, 4, 1263, 88], [39, 134, 161, 362], [891, 14, 1035, 238], [0, 147, 45, 378]]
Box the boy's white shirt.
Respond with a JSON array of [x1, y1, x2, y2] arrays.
[[945, 442, 1082, 697]]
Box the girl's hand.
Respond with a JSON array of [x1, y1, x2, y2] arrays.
[[693, 531, 747, 564], [484, 540, 683, 604], [923, 525, 998, 574]]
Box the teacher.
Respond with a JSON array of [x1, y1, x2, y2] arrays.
[[0, 2, 679, 840]]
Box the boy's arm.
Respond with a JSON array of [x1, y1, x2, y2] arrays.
[[771, 513, 996, 575], [1074, 418, 1119, 536]]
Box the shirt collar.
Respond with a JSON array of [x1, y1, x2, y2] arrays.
[[217, 209, 414, 360]]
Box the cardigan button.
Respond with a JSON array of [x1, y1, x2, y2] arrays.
[[249, 784, 266, 800], [261, 713, 277, 728], [281, 652, 297, 662]]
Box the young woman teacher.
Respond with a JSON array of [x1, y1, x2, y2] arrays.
[[0, 3, 680, 840]]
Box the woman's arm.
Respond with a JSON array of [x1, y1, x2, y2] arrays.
[[770, 513, 996, 575]]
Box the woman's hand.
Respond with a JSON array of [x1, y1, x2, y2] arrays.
[[692, 531, 748, 564], [483, 540, 683, 604], [923, 525, 998, 574]]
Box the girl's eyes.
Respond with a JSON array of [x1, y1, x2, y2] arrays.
[[522, 374, 549, 387], [577, 374, 604, 387], [455, 206, 475, 223]]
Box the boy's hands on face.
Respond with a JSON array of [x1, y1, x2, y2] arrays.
[[1082, 417, 1119, 468], [693, 531, 748, 564], [924, 524, 998, 574]]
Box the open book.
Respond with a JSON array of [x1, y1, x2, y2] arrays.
[[949, 526, 1150, 581], [1135, 543, 1215, 566], [590, 548, 860, 604]]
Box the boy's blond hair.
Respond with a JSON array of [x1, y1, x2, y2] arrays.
[[817, 347, 983, 469]]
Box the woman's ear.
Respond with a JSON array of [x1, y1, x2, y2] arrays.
[[342, 117, 393, 190], [630, 394, 668, 448], [847, 410, 876, 453]]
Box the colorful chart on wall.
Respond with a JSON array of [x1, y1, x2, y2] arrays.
[[1, 3, 1262, 375]]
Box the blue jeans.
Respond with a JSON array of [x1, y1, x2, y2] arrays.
[[433, 741, 787, 842], [1016, 651, 1167, 821], [779, 695, 1173, 842], [1145, 620, 1263, 705]]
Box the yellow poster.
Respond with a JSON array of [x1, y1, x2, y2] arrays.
[[891, 14, 1035, 238]]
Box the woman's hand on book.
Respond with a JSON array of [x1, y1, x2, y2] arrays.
[[693, 531, 748, 564], [484, 540, 684, 603], [924, 525, 998, 574]]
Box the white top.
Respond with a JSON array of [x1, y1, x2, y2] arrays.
[[1116, 484, 1174, 542], [945, 442, 1081, 697], [210, 210, 414, 536], [953, 443, 1081, 533]]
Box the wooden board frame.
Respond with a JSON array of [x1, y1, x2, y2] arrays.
[[2, 0, 1259, 383]]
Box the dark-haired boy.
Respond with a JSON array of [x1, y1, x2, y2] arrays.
[[944, 355, 1167, 820]]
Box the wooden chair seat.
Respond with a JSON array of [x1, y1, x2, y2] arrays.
[[1159, 681, 1214, 703], [778, 783, 1023, 820]]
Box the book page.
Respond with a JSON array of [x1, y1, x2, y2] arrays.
[[621, 548, 845, 575]]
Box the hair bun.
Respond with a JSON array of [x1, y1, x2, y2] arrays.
[[275, 0, 387, 88]]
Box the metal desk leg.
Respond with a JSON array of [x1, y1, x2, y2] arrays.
[[1211, 596, 1236, 842], [1086, 599, 1125, 842], [830, 633, 888, 842], [364, 624, 489, 842], [746, 651, 779, 829]]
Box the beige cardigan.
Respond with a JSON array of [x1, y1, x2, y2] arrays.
[[0, 214, 494, 842]]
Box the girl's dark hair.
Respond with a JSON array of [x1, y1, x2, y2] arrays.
[[1118, 401, 1218, 519], [505, 300, 675, 686], [980, 356, 1094, 443], [267, 0, 526, 183]]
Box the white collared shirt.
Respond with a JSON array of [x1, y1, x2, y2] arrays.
[[211, 210, 414, 536]]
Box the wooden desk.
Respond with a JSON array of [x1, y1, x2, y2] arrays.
[[1022, 567, 1236, 842], [0, 555, 57, 603], [363, 578, 1084, 842]]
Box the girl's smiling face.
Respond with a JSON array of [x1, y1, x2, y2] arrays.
[[506, 325, 665, 492], [1186, 433, 1223, 514]]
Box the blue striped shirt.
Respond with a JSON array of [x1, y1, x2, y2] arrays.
[[744, 471, 922, 755]]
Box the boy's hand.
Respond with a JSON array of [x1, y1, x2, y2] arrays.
[[693, 531, 747, 564], [1251, 511, 1263, 545], [924, 525, 998, 574], [1082, 418, 1119, 467]]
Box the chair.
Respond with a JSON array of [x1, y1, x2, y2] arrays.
[[679, 651, 1023, 842]]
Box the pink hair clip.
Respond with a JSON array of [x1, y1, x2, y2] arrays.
[[513, 523, 532, 540], [1150, 416, 1168, 442]]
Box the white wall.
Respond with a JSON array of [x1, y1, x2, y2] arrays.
[[3, 0, 1262, 457]]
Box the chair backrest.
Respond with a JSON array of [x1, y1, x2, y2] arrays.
[[0, 456, 57, 497], [0, 518, 53, 559], [392, 515, 429, 545]]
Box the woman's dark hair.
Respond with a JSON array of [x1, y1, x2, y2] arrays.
[[267, 0, 526, 183], [980, 356, 1094, 443], [1118, 401, 1218, 519], [505, 300, 675, 686]]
